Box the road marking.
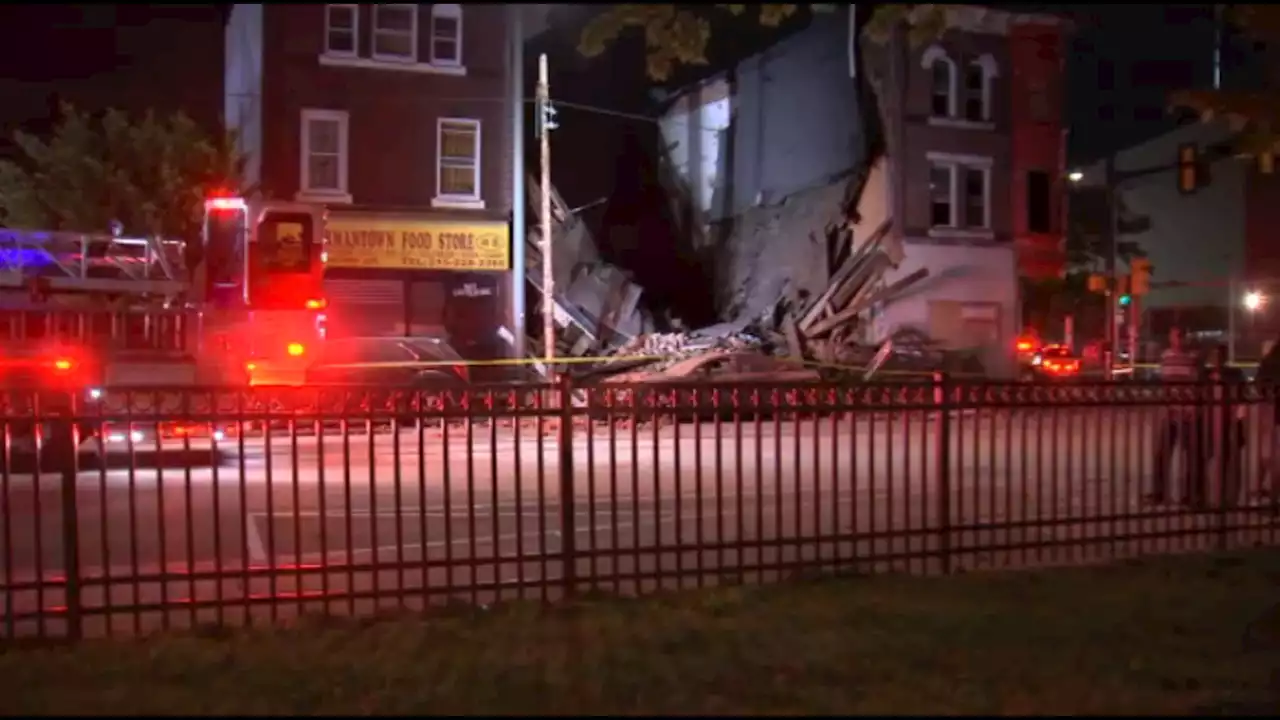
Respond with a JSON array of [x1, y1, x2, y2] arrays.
[[245, 513, 268, 564]]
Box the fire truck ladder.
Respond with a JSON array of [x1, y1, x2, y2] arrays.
[[0, 228, 188, 298]]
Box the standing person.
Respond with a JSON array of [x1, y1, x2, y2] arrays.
[[1149, 326, 1204, 506], [1205, 342, 1246, 509], [1256, 335, 1280, 504]]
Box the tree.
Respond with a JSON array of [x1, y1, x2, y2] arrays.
[[0, 103, 245, 241], [578, 4, 950, 159], [1170, 5, 1280, 161]]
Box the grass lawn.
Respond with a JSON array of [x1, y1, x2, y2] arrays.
[[2, 552, 1279, 715]]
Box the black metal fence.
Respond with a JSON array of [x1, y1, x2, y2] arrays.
[[1, 377, 1278, 641]]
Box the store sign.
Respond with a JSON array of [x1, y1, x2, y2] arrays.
[[326, 218, 510, 271]]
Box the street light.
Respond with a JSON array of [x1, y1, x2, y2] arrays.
[[1067, 170, 1084, 183], [1244, 290, 1265, 312]]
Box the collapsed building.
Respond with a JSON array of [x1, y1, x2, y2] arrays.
[[520, 5, 1071, 380]]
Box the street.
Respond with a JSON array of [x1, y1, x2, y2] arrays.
[[2, 405, 1277, 637]]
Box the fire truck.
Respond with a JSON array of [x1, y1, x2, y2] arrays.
[[0, 195, 325, 464]]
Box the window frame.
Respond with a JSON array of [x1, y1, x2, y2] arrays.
[[299, 108, 351, 200], [430, 4, 463, 67], [372, 4, 419, 64], [922, 45, 957, 119], [960, 164, 991, 229], [434, 117, 483, 208], [927, 153, 993, 233], [323, 4, 359, 58], [929, 163, 957, 228]]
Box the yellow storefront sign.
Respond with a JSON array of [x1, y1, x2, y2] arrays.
[[326, 218, 510, 271]]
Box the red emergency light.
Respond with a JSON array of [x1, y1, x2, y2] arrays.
[[206, 196, 247, 212]]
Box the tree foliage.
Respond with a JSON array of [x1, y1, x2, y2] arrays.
[[0, 103, 245, 240], [579, 4, 947, 85], [1170, 5, 1280, 158]]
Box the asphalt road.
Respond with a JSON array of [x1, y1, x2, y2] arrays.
[[2, 405, 1278, 637]]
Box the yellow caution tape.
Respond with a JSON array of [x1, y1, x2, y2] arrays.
[[318, 354, 669, 371]]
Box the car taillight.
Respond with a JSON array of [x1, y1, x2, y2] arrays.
[[305, 298, 327, 310], [52, 358, 74, 372], [287, 342, 306, 357]]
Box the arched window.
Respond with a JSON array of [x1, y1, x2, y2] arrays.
[[965, 54, 999, 122], [922, 45, 956, 119]]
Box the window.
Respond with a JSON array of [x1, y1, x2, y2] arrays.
[[964, 62, 986, 121], [437, 118, 481, 202], [1027, 170, 1052, 234], [373, 4, 417, 62], [431, 4, 462, 66], [324, 5, 357, 57], [962, 166, 988, 228], [930, 164, 954, 227], [928, 154, 992, 233], [930, 59, 954, 117], [923, 45, 955, 118], [300, 109, 349, 197]]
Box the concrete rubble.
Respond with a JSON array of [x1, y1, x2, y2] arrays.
[[526, 158, 955, 381]]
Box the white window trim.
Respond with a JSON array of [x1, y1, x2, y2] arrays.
[[323, 4, 359, 58], [298, 108, 353, 204], [372, 4, 418, 64], [921, 45, 957, 119], [430, 3, 463, 67], [927, 153, 993, 239], [319, 55, 467, 77], [967, 54, 999, 122], [433, 117, 485, 210]]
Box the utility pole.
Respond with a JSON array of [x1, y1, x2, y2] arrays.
[[1228, 273, 1238, 364], [508, 5, 526, 361], [1104, 155, 1118, 378], [536, 53, 557, 365]]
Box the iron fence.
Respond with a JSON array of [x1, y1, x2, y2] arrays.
[[0, 376, 1278, 641]]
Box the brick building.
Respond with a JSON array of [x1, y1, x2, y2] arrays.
[[224, 3, 514, 358]]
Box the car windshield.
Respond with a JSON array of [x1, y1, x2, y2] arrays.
[[1041, 347, 1073, 359]]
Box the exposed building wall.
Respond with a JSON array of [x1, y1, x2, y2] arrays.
[[658, 6, 865, 225]]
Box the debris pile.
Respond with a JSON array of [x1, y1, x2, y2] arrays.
[[523, 159, 958, 381], [522, 175, 656, 363]]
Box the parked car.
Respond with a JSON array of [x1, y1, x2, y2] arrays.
[[586, 350, 821, 420], [303, 337, 470, 422]]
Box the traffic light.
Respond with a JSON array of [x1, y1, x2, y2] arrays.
[[1130, 257, 1151, 296], [1177, 143, 1210, 193], [1118, 294, 1131, 307], [535, 95, 558, 139]]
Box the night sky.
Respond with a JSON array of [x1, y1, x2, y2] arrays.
[[0, 4, 1230, 181]]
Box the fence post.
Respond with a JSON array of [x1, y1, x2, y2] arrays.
[[933, 372, 953, 574], [1215, 377, 1232, 551], [558, 372, 577, 597], [49, 398, 82, 640]]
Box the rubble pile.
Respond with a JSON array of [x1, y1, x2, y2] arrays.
[[524, 159, 948, 381], [521, 175, 657, 365]]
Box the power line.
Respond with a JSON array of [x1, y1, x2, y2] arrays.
[[223, 90, 659, 124]]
